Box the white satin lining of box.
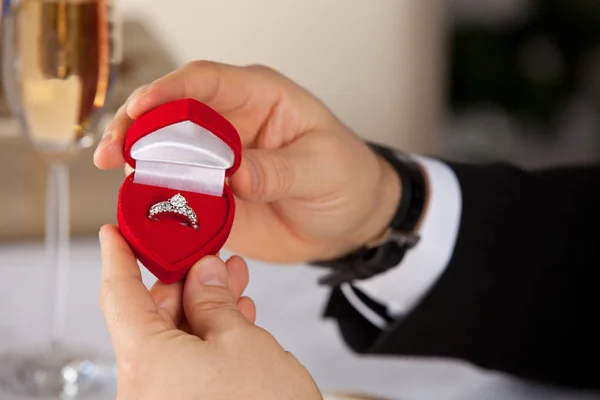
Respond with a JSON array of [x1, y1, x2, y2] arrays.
[[131, 121, 234, 197]]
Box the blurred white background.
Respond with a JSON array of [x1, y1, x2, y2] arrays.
[[116, 0, 444, 154]]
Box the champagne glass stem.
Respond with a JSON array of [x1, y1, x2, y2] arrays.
[[46, 161, 70, 347]]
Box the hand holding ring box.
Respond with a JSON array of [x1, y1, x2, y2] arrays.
[[117, 98, 242, 284]]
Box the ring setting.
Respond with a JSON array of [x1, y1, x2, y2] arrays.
[[148, 193, 198, 229]]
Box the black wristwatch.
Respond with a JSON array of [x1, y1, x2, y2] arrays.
[[312, 142, 428, 286]]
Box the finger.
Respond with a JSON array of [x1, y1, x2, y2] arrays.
[[150, 280, 184, 328], [99, 225, 168, 347], [183, 256, 249, 340], [94, 85, 150, 170], [230, 140, 321, 203], [179, 297, 254, 332], [238, 296, 257, 324], [226, 255, 249, 300], [93, 102, 127, 170], [127, 62, 274, 121], [126, 62, 293, 149]]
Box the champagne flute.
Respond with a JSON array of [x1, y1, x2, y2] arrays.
[[0, 0, 119, 397]]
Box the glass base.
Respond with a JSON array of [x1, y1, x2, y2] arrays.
[[0, 343, 117, 399]]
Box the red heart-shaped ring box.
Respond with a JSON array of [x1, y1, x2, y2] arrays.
[[117, 98, 241, 284]]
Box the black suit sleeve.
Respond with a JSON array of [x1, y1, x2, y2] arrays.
[[324, 163, 600, 389]]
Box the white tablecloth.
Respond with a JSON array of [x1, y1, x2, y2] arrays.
[[0, 239, 598, 400]]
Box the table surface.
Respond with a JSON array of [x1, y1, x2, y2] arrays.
[[0, 239, 598, 400]]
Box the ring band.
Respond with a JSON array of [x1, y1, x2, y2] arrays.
[[148, 193, 198, 229]]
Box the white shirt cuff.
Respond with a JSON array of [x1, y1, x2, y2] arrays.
[[343, 156, 462, 322]]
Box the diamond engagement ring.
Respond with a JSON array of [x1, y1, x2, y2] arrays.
[[148, 193, 199, 229]]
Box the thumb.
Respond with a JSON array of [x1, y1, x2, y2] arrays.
[[183, 256, 249, 340], [230, 146, 312, 203]]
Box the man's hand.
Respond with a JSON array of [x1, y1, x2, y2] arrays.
[[95, 62, 401, 263], [99, 224, 321, 400]]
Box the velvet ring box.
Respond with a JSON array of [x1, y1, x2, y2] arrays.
[[117, 98, 242, 284]]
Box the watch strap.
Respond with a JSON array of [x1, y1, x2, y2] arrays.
[[370, 142, 426, 233]]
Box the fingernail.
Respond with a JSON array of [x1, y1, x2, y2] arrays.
[[127, 84, 150, 104], [127, 85, 151, 110], [244, 156, 261, 194], [194, 257, 229, 287], [98, 227, 105, 245], [97, 131, 113, 148]]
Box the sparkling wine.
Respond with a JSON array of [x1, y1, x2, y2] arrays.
[[7, 0, 112, 159], [0, 1, 120, 398]]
